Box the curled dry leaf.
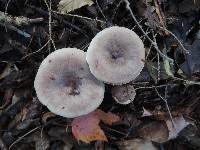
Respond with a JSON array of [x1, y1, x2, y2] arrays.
[[58, 0, 94, 14], [42, 112, 57, 123], [71, 109, 120, 143]]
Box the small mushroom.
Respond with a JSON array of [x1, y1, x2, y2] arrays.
[[111, 85, 136, 105], [86, 26, 145, 85], [34, 48, 105, 118]]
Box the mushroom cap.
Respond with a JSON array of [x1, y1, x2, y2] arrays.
[[111, 85, 136, 105], [34, 48, 105, 118], [86, 26, 145, 85]]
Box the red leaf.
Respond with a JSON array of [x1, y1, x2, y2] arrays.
[[71, 109, 120, 143]]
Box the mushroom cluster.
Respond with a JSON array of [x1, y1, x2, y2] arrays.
[[34, 26, 145, 118]]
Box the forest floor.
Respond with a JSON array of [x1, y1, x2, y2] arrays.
[[0, 0, 200, 150]]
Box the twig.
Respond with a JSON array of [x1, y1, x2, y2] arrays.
[[0, 22, 31, 38], [29, 5, 90, 39], [0, 136, 8, 150], [63, 13, 106, 24], [172, 76, 200, 85], [9, 125, 43, 149], [155, 88, 176, 128], [96, 0, 108, 22], [44, 0, 56, 52], [154, 0, 167, 29], [159, 26, 189, 54], [134, 83, 178, 90], [5, 0, 11, 15], [20, 40, 50, 61], [157, 53, 160, 81], [0, 11, 43, 26], [124, 0, 174, 63]]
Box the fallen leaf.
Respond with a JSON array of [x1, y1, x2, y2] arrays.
[[71, 109, 120, 143], [26, 131, 50, 150], [117, 138, 158, 150], [163, 55, 174, 77], [0, 62, 12, 80], [58, 0, 94, 14], [166, 115, 190, 140], [141, 107, 182, 120], [138, 114, 191, 143], [42, 112, 56, 123], [178, 0, 200, 13], [137, 121, 169, 143], [184, 39, 200, 74], [0, 88, 13, 109], [144, 4, 160, 30], [146, 61, 174, 83], [142, 107, 153, 117], [153, 0, 167, 30]]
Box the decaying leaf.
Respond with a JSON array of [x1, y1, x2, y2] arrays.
[[166, 115, 190, 140], [71, 109, 120, 143], [146, 61, 174, 82], [0, 62, 12, 80], [137, 121, 169, 143], [42, 112, 56, 123], [178, 0, 200, 13], [163, 56, 174, 77], [139, 109, 191, 143], [58, 0, 94, 14], [144, 4, 160, 30], [184, 39, 200, 74], [117, 138, 158, 150], [0, 88, 13, 109]]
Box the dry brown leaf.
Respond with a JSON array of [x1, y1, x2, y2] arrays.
[[141, 107, 183, 120], [166, 115, 190, 140], [137, 121, 169, 143], [138, 109, 190, 143], [71, 109, 120, 143], [117, 138, 158, 150], [0, 62, 12, 80], [58, 0, 94, 14], [42, 112, 57, 123]]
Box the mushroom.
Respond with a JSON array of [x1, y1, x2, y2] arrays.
[[34, 48, 105, 118], [111, 85, 136, 105], [86, 26, 145, 85]]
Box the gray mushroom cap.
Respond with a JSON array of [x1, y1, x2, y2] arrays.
[[111, 85, 136, 105], [86, 26, 145, 85], [34, 48, 105, 118]]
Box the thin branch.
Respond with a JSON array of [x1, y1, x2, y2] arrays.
[[9, 125, 43, 149], [0, 11, 43, 26], [63, 13, 106, 24], [20, 40, 50, 61], [0, 136, 8, 150], [159, 26, 189, 54], [124, 0, 174, 63], [0, 22, 31, 38], [96, 0, 108, 22], [44, 0, 56, 52], [155, 88, 176, 128]]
